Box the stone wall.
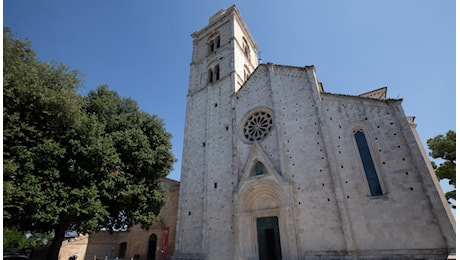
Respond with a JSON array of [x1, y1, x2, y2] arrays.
[[58, 178, 179, 260]]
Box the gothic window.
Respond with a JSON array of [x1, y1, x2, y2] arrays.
[[243, 110, 273, 142], [252, 161, 267, 176], [208, 34, 221, 54], [207, 64, 220, 84], [354, 130, 383, 196]]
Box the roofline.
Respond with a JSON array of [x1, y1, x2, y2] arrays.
[[321, 91, 403, 104]]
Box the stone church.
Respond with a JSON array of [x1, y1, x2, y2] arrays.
[[172, 5, 455, 260]]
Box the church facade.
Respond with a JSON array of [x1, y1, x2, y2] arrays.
[[173, 6, 455, 260]]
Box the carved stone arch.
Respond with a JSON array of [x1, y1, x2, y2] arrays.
[[239, 181, 284, 212]]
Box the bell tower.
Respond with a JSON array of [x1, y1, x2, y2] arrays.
[[174, 5, 258, 259]]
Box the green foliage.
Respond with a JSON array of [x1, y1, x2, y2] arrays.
[[427, 130, 456, 208], [3, 28, 176, 259], [3, 228, 52, 253]]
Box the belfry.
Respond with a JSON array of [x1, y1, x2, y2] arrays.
[[172, 5, 455, 260]]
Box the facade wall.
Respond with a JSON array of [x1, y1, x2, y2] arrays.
[[174, 5, 455, 260]]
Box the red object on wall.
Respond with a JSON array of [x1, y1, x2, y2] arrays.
[[161, 226, 170, 259]]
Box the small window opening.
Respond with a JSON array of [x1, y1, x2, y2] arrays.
[[209, 40, 215, 53], [208, 69, 213, 83], [214, 64, 220, 81], [252, 161, 267, 176], [216, 36, 220, 48]]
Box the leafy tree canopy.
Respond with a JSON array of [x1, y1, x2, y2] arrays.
[[427, 130, 456, 208], [3, 28, 176, 259]]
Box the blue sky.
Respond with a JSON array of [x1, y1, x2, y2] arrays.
[[4, 1, 455, 209]]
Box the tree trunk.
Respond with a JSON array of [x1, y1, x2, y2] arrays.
[[47, 221, 70, 260]]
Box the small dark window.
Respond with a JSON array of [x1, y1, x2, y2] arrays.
[[209, 40, 215, 53], [214, 65, 220, 81], [354, 130, 383, 196], [252, 161, 267, 176], [208, 69, 213, 83], [216, 36, 220, 48]]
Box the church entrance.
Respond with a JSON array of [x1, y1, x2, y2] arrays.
[[256, 216, 282, 260]]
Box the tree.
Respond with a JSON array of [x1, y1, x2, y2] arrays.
[[3, 28, 176, 259], [427, 130, 456, 208]]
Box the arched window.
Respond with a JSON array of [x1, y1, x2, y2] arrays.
[[208, 34, 221, 54], [251, 161, 267, 176], [354, 130, 383, 196]]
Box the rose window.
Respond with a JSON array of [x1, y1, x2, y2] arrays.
[[243, 111, 273, 142]]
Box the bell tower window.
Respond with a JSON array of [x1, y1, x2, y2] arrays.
[[214, 64, 220, 81], [208, 64, 220, 84], [208, 34, 221, 54], [208, 69, 214, 83]]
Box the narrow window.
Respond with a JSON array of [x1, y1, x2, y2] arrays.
[[214, 64, 220, 81], [216, 36, 220, 48], [354, 130, 383, 196], [209, 40, 215, 53], [208, 69, 213, 83]]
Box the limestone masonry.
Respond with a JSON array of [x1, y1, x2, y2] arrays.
[[172, 5, 456, 260]]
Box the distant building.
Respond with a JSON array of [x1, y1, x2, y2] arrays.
[[58, 178, 179, 260], [172, 5, 455, 260]]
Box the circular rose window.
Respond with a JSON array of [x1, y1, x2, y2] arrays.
[[243, 111, 273, 142]]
